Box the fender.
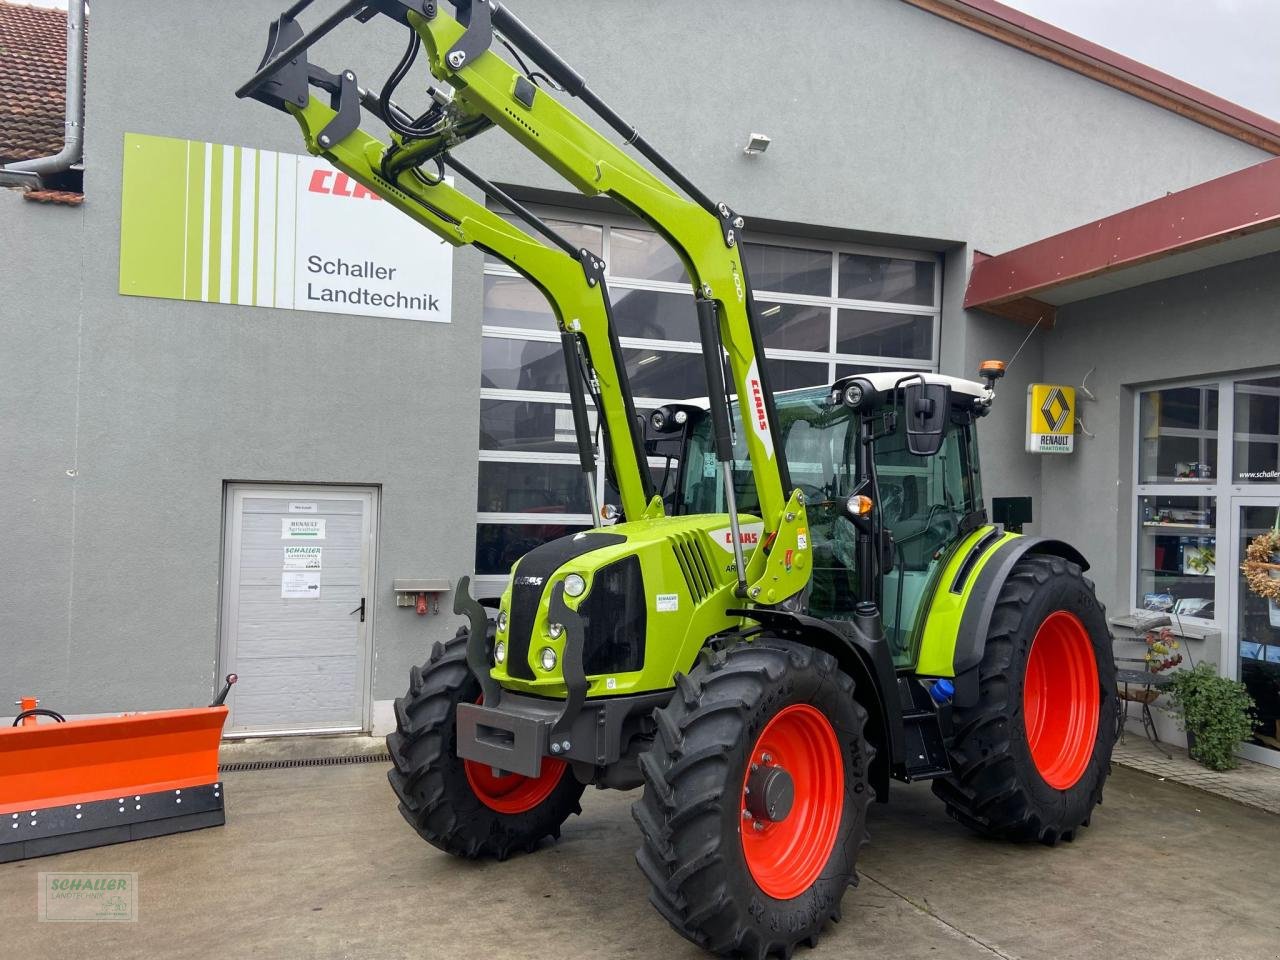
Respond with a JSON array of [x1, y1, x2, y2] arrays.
[[730, 608, 901, 802], [952, 536, 1090, 682]]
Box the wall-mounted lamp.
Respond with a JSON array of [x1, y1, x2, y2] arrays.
[[743, 133, 771, 156]]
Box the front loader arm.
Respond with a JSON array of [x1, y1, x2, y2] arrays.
[[237, 0, 810, 605], [409, 3, 811, 603], [240, 41, 656, 523]]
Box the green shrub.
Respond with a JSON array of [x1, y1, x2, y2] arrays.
[[1167, 663, 1257, 771]]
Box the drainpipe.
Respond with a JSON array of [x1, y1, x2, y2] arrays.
[[0, 0, 87, 189]]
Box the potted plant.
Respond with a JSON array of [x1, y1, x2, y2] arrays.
[[1166, 663, 1257, 771]]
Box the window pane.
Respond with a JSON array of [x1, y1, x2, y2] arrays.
[[476, 522, 591, 576], [483, 274, 556, 331], [835, 363, 890, 380], [838, 254, 935, 305], [1136, 495, 1216, 619], [486, 216, 602, 264], [477, 461, 590, 513], [766, 358, 829, 392], [624, 348, 707, 400], [1235, 504, 1280, 752], [1138, 386, 1219, 483], [479, 398, 597, 454], [610, 287, 698, 341], [609, 227, 689, 284], [755, 299, 829, 352], [481, 337, 569, 392], [836, 309, 932, 360], [743, 243, 830, 297], [1234, 375, 1280, 483]]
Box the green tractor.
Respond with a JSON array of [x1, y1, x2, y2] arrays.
[[237, 3, 1117, 957]]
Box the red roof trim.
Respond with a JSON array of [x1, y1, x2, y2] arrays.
[[964, 156, 1280, 308], [901, 0, 1280, 154]]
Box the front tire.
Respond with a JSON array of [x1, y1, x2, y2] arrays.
[[387, 629, 585, 860], [633, 640, 872, 959], [932, 554, 1117, 844]]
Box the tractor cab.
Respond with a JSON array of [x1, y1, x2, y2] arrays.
[[659, 371, 991, 666]]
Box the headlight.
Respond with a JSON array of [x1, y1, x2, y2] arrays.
[[673, 410, 687, 424], [843, 383, 864, 408], [497, 609, 508, 632], [650, 411, 665, 430], [539, 647, 558, 672], [494, 640, 506, 664], [548, 622, 564, 639], [564, 573, 586, 598]]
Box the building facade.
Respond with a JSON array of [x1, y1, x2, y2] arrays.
[[3, 0, 1277, 759]]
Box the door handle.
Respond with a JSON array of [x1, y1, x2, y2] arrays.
[[350, 597, 366, 622]]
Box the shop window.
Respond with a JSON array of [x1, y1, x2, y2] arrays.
[[1136, 495, 1217, 619], [609, 226, 689, 284], [743, 243, 831, 297], [479, 398, 595, 455], [838, 253, 935, 306], [756, 299, 830, 353], [1234, 375, 1280, 483], [1138, 384, 1218, 483], [836, 309, 933, 361], [477, 461, 591, 514], [610, 287, 699, 342]]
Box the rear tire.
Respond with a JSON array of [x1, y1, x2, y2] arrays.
[[387, 628, 585, 860], [932, 554, 1117, 844], [633, 639, 872, 959]]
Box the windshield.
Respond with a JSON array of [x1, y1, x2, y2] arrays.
[[679, 387, 857, 515]]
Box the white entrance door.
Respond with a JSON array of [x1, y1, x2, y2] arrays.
[[220, 485, 378, 736], [1226, 495, 1280, 768]]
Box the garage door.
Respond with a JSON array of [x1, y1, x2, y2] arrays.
[[219, 485, 378, 736]]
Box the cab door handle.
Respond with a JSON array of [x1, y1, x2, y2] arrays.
[[350, 597, 365, 622]]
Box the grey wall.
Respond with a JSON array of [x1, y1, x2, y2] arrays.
[[1040, 251, 1280, 619], [2, 0, 1269, 714]]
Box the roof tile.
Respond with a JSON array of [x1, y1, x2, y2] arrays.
[[0, 1, 69, 164]]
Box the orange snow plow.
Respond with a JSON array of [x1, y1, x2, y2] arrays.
[[0, 676, 235, 862]]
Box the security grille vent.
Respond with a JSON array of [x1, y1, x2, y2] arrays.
[[670, 532, 716, 603]]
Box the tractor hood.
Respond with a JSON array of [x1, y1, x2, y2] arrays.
[[491, 513, 760, 698]]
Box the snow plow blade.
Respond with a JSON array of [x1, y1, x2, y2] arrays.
[[0, 706, 228, 862]]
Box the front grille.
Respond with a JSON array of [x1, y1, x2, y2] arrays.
[[669, 532, 715, 603], [580, 556, 646, 676], [506, 531, 626, 679]]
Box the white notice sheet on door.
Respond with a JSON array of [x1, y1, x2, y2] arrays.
[[281, 571, 321, 599]]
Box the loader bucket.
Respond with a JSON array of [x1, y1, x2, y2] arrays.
[[0, 706, 229, 862]]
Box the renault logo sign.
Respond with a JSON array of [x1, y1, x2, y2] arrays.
[[1026, 384, 1076, 454]]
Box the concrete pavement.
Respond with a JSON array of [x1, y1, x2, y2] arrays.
[[6, 762, 1278, 960]]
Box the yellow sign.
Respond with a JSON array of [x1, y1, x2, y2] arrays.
[[1026, 384, 1075, 454]]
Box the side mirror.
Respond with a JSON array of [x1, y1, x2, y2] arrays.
[[903, 382, 950, 457]]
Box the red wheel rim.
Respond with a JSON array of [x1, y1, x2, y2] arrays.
[[740, 704, 844, 900], [1023, 610, 1100, 790], [462, 698, 567, 814]]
